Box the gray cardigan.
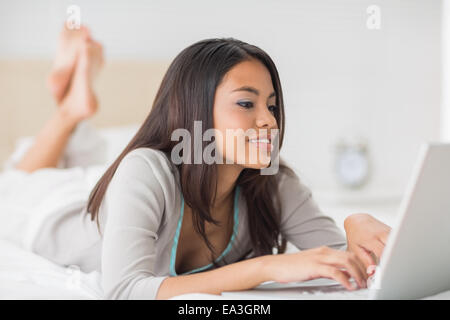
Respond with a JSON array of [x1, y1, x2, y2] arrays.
[[32, 147, 347, 300]]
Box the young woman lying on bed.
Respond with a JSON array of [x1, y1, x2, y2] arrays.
[[15, 25, 391, 300]]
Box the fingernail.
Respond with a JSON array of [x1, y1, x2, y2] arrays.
[[367, 265, 376, 275]]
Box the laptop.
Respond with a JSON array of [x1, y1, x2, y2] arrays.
[[369, 142, 450, 299], [221, 142, 450, 300]]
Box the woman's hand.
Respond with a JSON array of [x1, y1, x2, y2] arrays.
[[263, 246, 368, 290], [344, 213, 391, 270]]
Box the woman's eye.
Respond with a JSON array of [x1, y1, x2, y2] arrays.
[[268, 105, 278, 113], [237, 101, 253, 109]]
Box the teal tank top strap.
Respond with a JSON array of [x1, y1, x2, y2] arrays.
[[169, 185, 241, 276]]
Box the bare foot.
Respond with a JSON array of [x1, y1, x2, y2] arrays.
[[47, 24, 90, 105], [59, 38, 104, 123]]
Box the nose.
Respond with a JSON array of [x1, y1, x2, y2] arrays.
[[255, 104, 277, 129]]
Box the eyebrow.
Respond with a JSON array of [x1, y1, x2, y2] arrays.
[[231, 86, 276, 99]]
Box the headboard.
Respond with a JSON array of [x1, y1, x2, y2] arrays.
[[0, 59, 171, 166]]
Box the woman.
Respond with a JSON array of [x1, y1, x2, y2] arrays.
[[12, 26, 391, 300]]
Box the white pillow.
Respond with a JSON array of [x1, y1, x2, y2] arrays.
[[2, 122, 141, 171], [98, 123, 141, 166]]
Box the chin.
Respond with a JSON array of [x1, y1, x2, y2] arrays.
[[241, 159, 272, 170]]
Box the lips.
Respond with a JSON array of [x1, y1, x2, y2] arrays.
[[248, 133, 272, 143], [247, 136, 273, 151], [248, 138, 270, 144]]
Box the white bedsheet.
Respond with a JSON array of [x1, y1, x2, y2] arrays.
[[0, 165, 106, 299], [0, 123, 136, 300], [0, 121, 138, 250], [0, 239, 102, 299], [0, 165, 106, 251]]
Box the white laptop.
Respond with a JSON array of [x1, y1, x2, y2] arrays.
[[221, 142, 450, 300]]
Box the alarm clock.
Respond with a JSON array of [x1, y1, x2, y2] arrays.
[[334, 138, 370, 189]]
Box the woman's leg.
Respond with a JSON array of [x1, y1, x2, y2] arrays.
[[15, 110, 79, 173], [47, 24, 91, 105], [15, 34, 104, 173]]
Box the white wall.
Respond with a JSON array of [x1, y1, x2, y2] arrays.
[[0, 0, 443, 200], [443, 0, 450, 142]]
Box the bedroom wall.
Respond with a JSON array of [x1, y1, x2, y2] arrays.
[[442, 0, 450, 142], [0, 0, 443, 206]]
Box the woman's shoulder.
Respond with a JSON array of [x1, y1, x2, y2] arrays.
[[274, 161, 313, 199], [271, 161, 321, 225], [111, 147, 180, 195], [125, 147, 173, 167], [120, 147, 177, 177]]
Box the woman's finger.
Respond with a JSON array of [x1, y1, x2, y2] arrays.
[[360, 239, 384, 263], [377, 229, 390, 245], [366, 264, 377, 276], [353, 245, 376, 269], [323, 251, 367, 288], [350, 250, 370, 282], [371, 239, 385, 262], [321, 266, 354, 291], [342, 250, 367, 281], [341, 255, 367, 289]]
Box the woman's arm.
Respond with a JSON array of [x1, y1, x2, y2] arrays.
[[157, 246, 368, 299], [100, 151, 170, 300], [276, 172, 348, 251], [274, 171, 390, 273], [156, 255, 271, 299]]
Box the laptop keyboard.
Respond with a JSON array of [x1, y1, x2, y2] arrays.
[[221, 278, 376, 300], [293, 287, 371, 300], [221, 286, 372, 300]]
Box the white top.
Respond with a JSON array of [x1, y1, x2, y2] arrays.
[[32, 147, 347, 300]]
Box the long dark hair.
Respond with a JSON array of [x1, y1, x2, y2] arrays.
[[87, 37, 291, 267]]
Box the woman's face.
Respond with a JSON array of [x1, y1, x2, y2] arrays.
[[213, 58, 279, 169]]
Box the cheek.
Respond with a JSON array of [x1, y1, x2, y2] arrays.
[[213, 106, 252, 161], [214, 106, 251, 132]]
